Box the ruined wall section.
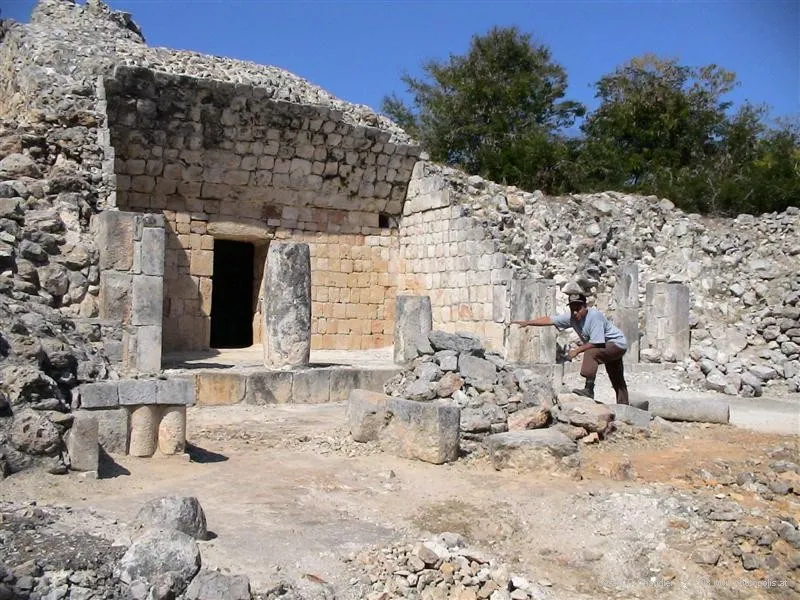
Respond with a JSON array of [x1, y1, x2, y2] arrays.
[[399, 163, 511, 352], [104, 67, 420, 351]]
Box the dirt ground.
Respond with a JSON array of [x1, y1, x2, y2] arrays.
[[1, 401, 799, 600]]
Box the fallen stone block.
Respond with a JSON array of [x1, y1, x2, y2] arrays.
[[381, 397, 460, 465], [347, 389, 388, 442], [611, 404, 652, 429], [185, 570, 251, 600], [648, 396, 730, 424], [134, 496, 207, 540], [79, 382, 119, 409], [487, 429, 579, 476], [553, 397, 614, 433], [66, 411, 98, 472]]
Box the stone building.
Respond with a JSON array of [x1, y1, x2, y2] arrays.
[[1, 0, 798, 397]]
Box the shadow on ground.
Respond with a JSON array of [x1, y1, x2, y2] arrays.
[[186, 443, 228, 463]]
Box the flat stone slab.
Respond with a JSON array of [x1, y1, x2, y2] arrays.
[[648, 396, 730, 424], [610, 404, 652, 428], [486, 429, 579, 476]]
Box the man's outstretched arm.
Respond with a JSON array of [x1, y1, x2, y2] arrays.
[[510, 316, 554, 327]]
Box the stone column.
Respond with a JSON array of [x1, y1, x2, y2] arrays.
[[505, 279, 557, 363], [394, 295, 433, 365], [158, 406, 186, 455], [262, 242, 311, 368], [128, 405, 159, 457], [614, 263, 640, 364], [645, 282, 691, 361], [66, 412, 99, 472]]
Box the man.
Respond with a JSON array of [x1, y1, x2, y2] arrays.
[[512, 292, 629, 404]]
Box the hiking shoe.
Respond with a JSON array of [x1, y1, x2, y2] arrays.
[[571, 387, 595, 399]]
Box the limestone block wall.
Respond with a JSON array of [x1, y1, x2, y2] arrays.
[[93, 210, 165, 373], [102, 66, 421, 352], [398, 163, 512, 352]]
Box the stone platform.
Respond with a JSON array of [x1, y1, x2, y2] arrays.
[[163, 346, 401, 406]]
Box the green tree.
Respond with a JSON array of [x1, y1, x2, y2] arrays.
[[382, 26, 584, 191], [579, 54, 737, 198]]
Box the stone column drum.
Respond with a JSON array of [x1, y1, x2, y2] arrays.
[[645, 282, 691, 361], [128, 405, 159, 457], [394, 295, 433, 365], [505, 279, 557, 363], [262, 242, 311, 368], [614, 263, 640, 364], [158, 406, 187, 455]]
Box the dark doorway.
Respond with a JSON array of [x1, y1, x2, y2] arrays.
[[210, 240, 255, 348]]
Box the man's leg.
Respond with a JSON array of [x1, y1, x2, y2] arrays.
[[605, 356, 629, 405], [575, 348, 602, 398]]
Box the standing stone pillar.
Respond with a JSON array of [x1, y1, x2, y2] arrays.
[[614, 263, 640, 364], [158, 406, 186, 455], [262, 242, 311, 368], [505, 279, 557, 363], [66, 412, 99, 472], [645, 282, 690, 361], [128, 405, 159, 457], [394, 295, 433, 365]]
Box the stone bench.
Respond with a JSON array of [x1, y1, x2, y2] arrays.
[[75, 377, 195, 457]]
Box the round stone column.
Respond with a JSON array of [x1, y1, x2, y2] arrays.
[[128, 405, 159, 457], [158, 406, 186, 455], [262, 242, 311, 368]]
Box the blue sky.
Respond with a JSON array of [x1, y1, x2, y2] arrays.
[[3, 0, 798, 127]]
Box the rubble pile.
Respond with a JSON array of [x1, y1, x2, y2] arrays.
[[0, 117, 117, 477], [1, 0, 411, 143], [349, 534, 551, 600], [430, 164, 800, 396], [384, 330, 616, 449]]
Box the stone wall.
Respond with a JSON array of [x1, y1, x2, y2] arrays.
[[103, 67, 419, 352], [398, 163, 511, 352]]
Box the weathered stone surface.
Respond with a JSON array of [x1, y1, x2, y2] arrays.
[[610, 404, 652, 429], [92, 407, 130, 454], [428, 331, 482, 354], [507, 406, 550, 430], [66, 411, 98, 472], [95, 211, 135, 271], [196, 373, 246, 406], [648, 396, 730, 424], [134, 496, 208, 540], [435, 372, 464, 397], [328, 368, 360, 403], [128, 405, 159, 457], [10, 409, 62, 456], [158, 405, 186, 455], [118, 379, 156, 405], [458, 355, 497, 388], [117, 528, 201, 593], [262, 242, 311, 368], [156, 378, 195, 406], [347, 389, 389, 442], [487, 430, 578, 474], [244, 371, 293, 404], [1, 365, 60, 405], [131, 275, 162, 326], [553, 398, 614, 433], [394, 295, 433, 365], [381, 397, 460, 464], [185, 570, 251, 600], [0, 154, 41, 179], [291, 368, 331, 403]]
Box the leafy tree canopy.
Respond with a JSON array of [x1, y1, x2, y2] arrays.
[[382, 26, 584, 190]]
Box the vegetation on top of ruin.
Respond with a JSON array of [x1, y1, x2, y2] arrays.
[[383, 26, 800, 217]]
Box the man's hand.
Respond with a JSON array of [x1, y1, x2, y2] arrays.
[[567, 347, 581, 360]]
